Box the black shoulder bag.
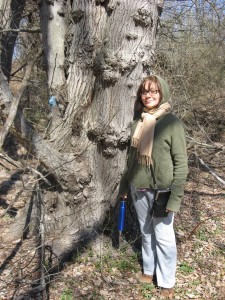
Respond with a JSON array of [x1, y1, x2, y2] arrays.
[[150, 164, 171, 218]]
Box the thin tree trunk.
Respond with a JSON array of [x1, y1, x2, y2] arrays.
[[0, 0, 26, 80]]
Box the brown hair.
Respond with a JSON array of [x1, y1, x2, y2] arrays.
[[134, 75, 163, 113]]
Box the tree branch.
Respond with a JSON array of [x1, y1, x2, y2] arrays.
[[0, 28, 41, 33], [0, 49, 43, 149]]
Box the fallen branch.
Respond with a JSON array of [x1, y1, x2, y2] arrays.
[[195, 154, 225, 186], [186, 135, 224, 150]]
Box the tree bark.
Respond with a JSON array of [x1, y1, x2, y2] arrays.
[[2, 0, 162, 260]]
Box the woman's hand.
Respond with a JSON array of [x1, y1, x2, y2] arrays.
[[120, 194, 127, 200]]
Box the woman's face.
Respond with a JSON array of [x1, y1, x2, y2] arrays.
[[141, 81, 161, 110]]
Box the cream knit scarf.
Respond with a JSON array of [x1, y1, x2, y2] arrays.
[[131, 102, 171, 167]]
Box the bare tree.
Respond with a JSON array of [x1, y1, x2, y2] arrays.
[[154, 0, 225, 144]]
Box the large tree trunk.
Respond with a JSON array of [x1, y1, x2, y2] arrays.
[[1, 0, 162, 260]]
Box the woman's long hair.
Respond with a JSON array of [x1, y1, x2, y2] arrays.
[[133, 75, 163, 119]]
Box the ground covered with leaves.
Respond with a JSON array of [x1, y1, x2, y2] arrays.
[[48, 172, 225, 300], [0, 163, 225, 299]]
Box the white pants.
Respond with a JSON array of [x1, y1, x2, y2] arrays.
[[131, 187, 177, 288]]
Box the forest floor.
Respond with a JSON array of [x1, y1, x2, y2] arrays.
[[0, 157, 225, 300]]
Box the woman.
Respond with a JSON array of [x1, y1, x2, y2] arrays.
[[119, 75, 188, 298]]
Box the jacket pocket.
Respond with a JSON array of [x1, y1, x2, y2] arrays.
[[156, 166, 173, 188]]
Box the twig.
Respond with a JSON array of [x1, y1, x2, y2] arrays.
[[0, 151, 22, 168], [10, 62, 27, 78], [186, 212, 224, 240], [26, 167, 51, 187]]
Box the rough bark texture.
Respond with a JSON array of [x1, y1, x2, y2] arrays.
[[1, 0, 162, 260]]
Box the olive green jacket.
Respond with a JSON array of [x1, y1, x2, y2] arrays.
[[118, 113, 188, 212], [118, 76, 188, 212]]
